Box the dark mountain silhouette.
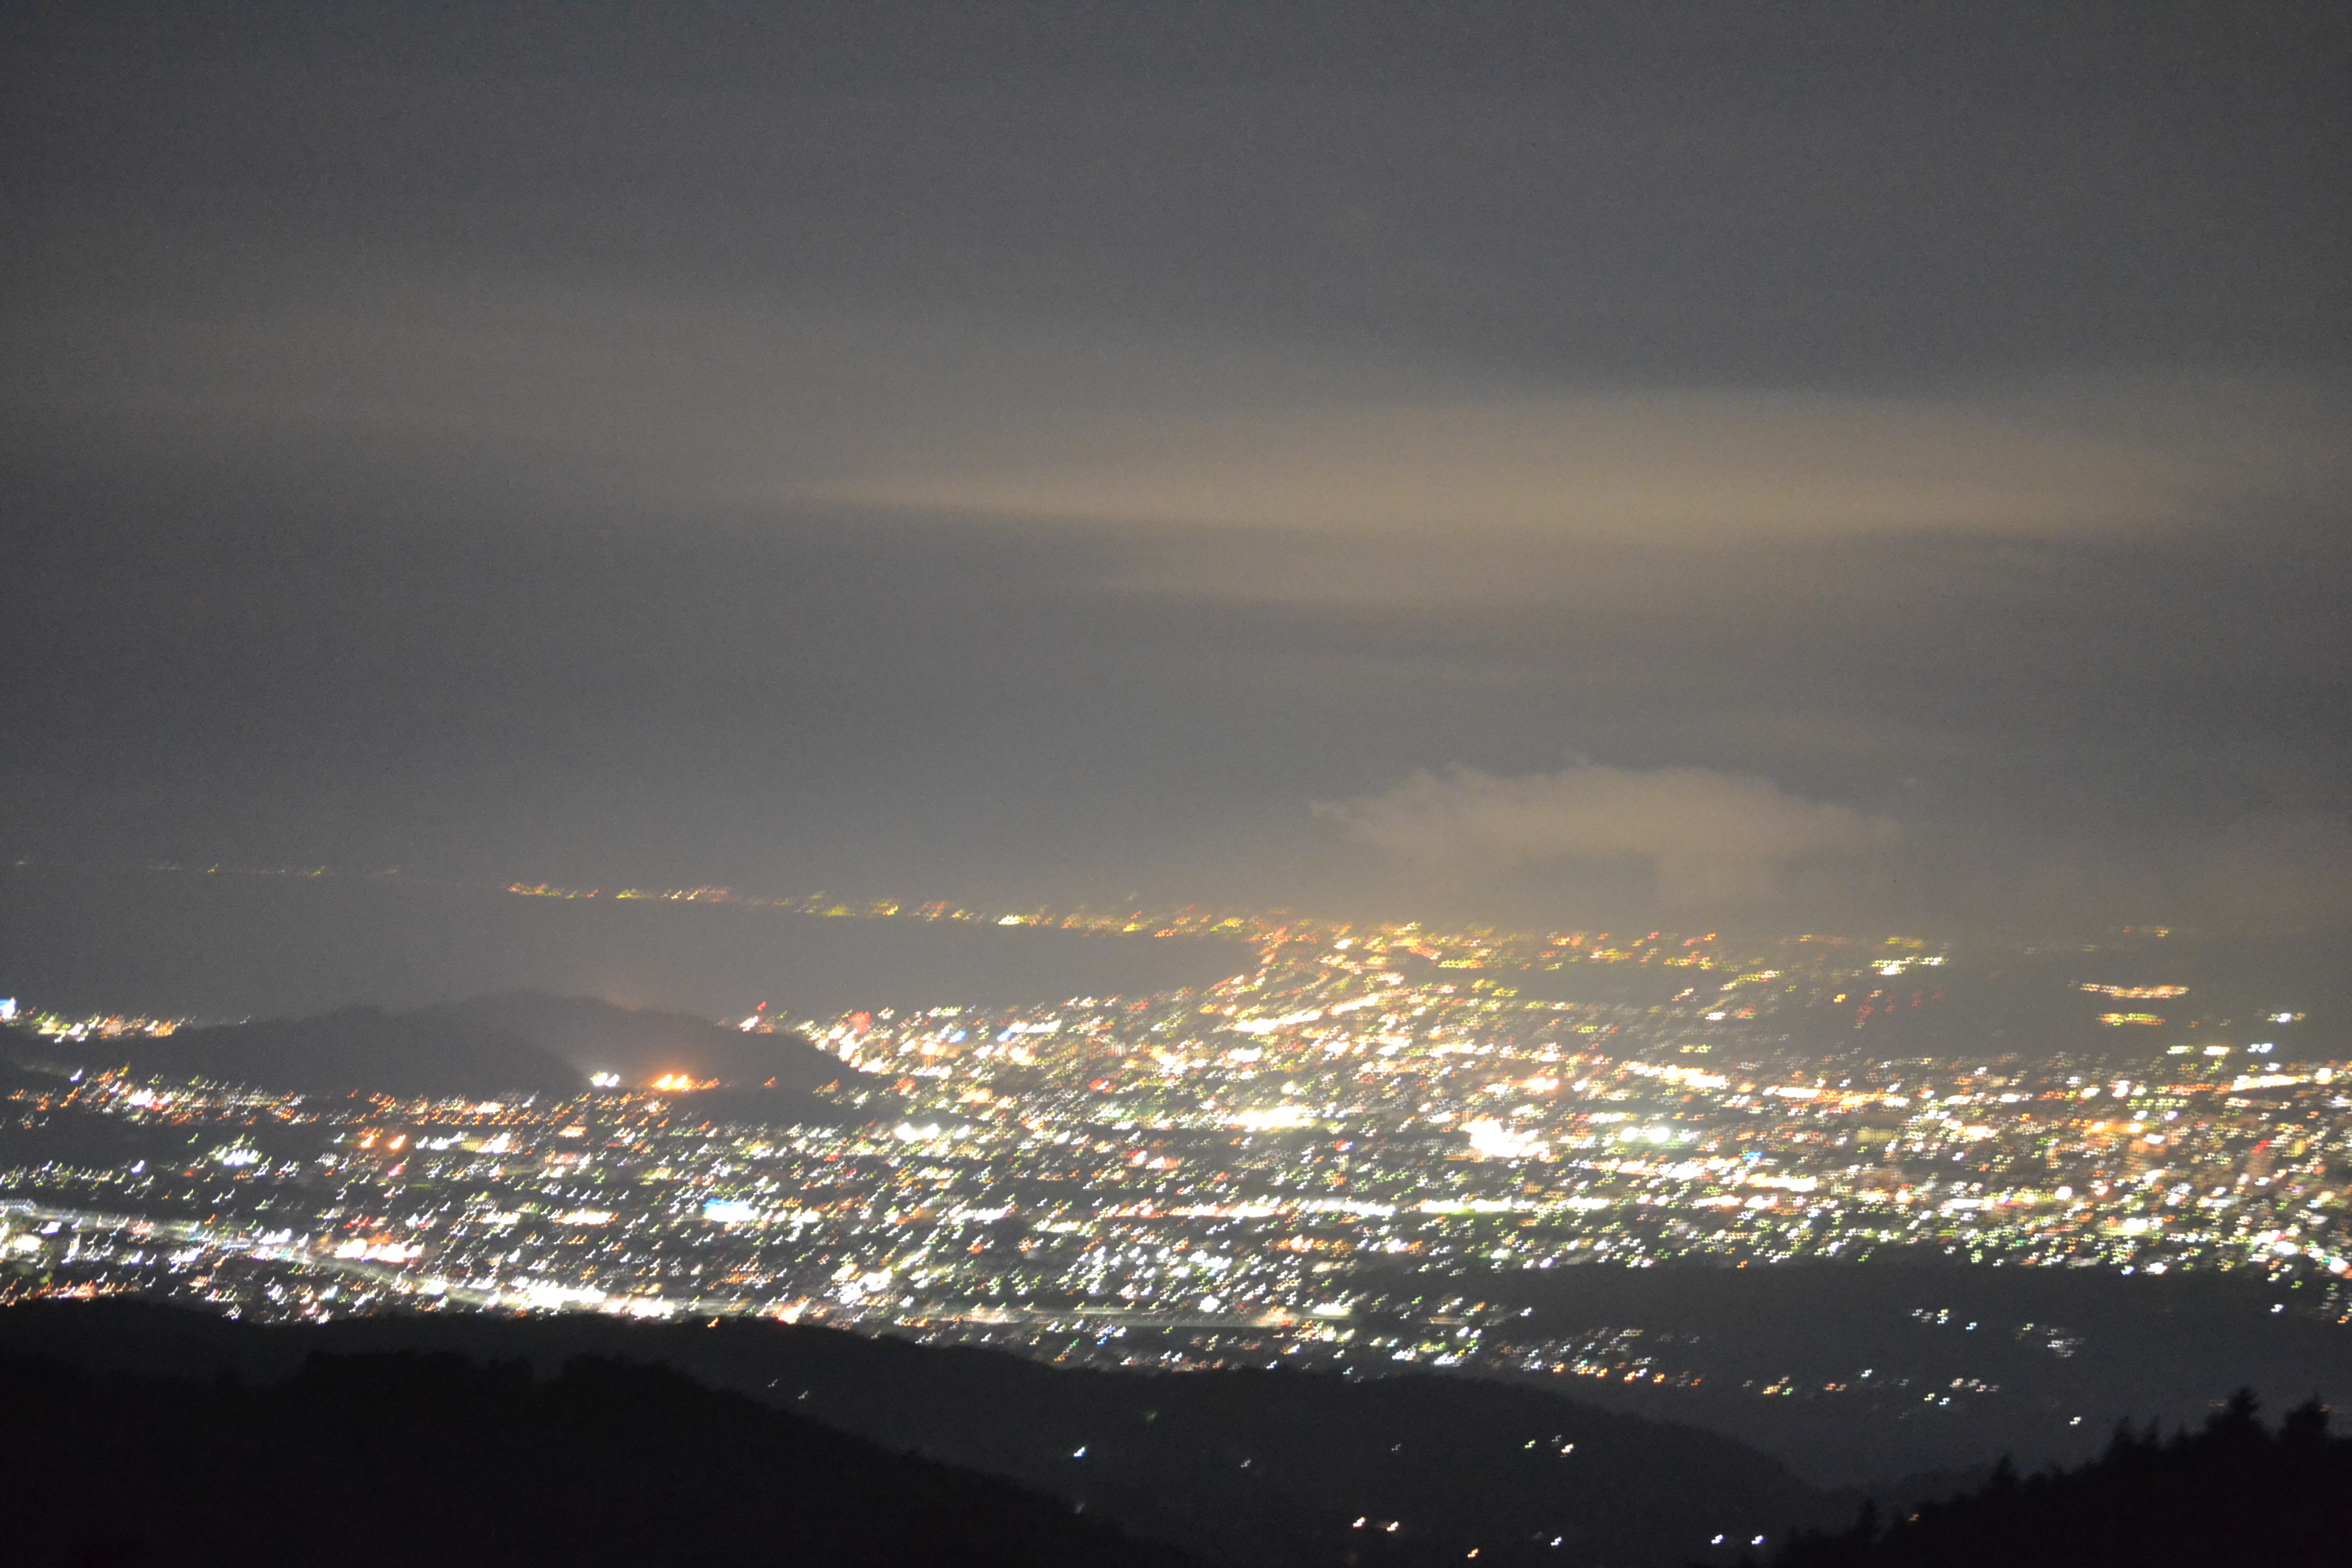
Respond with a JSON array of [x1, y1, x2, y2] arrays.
[[1768, 1390, 2352, 1568], [0, 1039, 68, 1093], [425, 993, 895, 1125], [0, 1300, 1861, 1568], [9, 996, 889, 1124], [426, 990, 865, 1093], [0, 1344, 1195, 1568], [1359, 1257, 2349, 1485], [41, 1005, 583, 1098]]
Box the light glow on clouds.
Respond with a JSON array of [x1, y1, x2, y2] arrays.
[[810, 392, 2184, 542], [1320, 762, 1898, 906], [19, 285, 2343, 555]]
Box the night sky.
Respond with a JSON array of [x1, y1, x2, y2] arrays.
[[6, 4, 2348, 940]]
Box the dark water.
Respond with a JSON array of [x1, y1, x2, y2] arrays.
[[0, 864, 1251, 1023]]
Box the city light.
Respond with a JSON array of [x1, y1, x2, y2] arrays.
[[4, 905, 2346, 1374]]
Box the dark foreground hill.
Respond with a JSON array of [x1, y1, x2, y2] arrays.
[[1361, 1257, 2352, 1484], [0, 1300, 1855, 1568], [1771, 1392, 2352, 1568], [0, 1346, 1191, 1568]]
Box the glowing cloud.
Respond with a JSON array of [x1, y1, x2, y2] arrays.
[[810, 392, 2203, 543], [1320, 763, 1898, 905]]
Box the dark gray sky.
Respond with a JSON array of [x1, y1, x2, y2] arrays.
[[6, 3, 2349, 940]]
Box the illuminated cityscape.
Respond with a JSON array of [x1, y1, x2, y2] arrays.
[[8, 895, 2347, 1396]]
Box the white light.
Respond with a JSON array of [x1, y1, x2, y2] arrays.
[[1465, 1119, 1539, 1159], [1229, 1106, 1312, 1130]]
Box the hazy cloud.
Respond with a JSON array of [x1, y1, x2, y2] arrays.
[[18, 278, 2341, 560], [5, 6, 2347, 941], [1318, 763, 1900, 909], [810, 391, 2199, 543], [2191, 814, 2352, 935]]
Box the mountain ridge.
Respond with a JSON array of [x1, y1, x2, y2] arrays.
[[0, 1336, 1195, 1567], [0, 1298, 1867, 1567]]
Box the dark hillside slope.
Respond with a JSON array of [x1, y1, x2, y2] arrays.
[[0, 1040, 67, 1092], [1771, 1392, 2352, 1568], [0, 1347, 1192, 1568], [46, 1005, 582, 1097], [0, 1301, 1848, 1568], [429, 991, 870, 1093], [720, 1331, 1847, 1568], [11, 996, 888, 1123], [1364, 1258, 2352, 1484], [428, 993, 894, 1125]]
